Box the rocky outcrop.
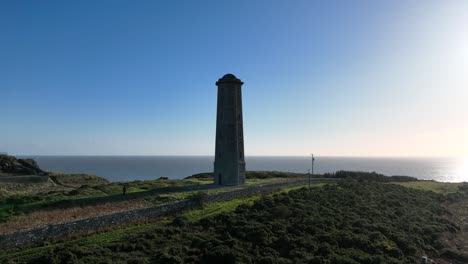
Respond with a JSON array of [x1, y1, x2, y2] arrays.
[[0, 154, 48, 176]]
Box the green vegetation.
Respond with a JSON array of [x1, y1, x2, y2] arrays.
[[1, 171, 466, 263], [331, 171, 418, 182], [0, 170, 306, 224], [392, 181, 462, 195], [0, 171, 303, 230], [0, 186, 292, 263], [49, 173, 110, 187], [246, 171, 305, 179], [183, 195, 260, 222], [2, 181, 463, 263], [0, 174, 213, 223], [187, 171, 306, 180]]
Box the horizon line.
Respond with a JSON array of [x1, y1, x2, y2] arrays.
[[11, 154, 463, 159]]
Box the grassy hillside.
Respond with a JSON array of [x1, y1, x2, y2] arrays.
[[392, 181, 462, 194], [187, 171, 306, 180], [2, 181, 466, 263], [0, 173, 207, 224], [0, 172, 292, 230]]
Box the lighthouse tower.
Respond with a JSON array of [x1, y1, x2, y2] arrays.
[[213, 74, 246, 186]]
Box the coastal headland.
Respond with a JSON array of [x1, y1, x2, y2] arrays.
[[0, 156, 467, 263]]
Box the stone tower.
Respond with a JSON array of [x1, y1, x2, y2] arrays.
[[214, 74, 246, 186]]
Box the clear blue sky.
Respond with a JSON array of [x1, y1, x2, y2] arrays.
[[2, 0, 467, 156]]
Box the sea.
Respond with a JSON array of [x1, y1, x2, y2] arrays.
[[20, 156, 467, 183]]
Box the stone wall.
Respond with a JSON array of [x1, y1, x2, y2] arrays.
[[0, 178, 338, 249], [35, 183, 216, 211]]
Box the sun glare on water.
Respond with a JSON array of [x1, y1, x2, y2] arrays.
[[453, 157, 468, 182]]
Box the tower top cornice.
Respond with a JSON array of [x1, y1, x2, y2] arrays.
[[216, 73, 244, 85]]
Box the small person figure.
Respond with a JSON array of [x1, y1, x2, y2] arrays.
[[122, 186, 127, 196]]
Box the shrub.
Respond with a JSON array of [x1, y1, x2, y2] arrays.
[[191, 191, 208, 208]]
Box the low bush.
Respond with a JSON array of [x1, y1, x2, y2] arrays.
[[333, 171, 418, 182], [186, 171, 305, 180], [191, 191, 208, 208]]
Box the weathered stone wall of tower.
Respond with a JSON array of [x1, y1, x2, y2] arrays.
[[214, 74, 246, 186]]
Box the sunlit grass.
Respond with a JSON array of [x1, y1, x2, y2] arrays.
[[183, 195, 260, 222], [276, 183, 327, 194], [244, 177, 289, 186], [392, 181, 461, 194], [184, 182, 326, 221]]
